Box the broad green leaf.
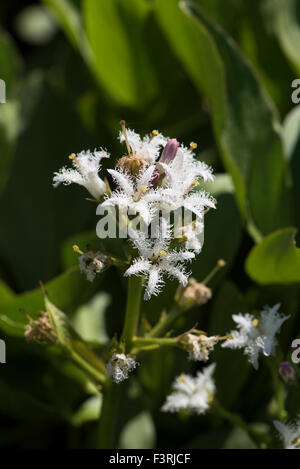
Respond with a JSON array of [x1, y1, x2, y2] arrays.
[[266, 0, 300, 74], [44, 292, 106, 384], [119, 411, 156, 449], [191, 173, 242, 286], [72, 292, 111, 344], [155, 0, 292, 240], [283, 105, 300, 235], [83, 0, 158, 108], [246, 228, 300, 285], [72, 395, 102, 426]]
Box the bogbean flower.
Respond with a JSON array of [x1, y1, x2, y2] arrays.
[[119, 124, 167, 166], [274, 419, 300, 449], [162, 364, 216, 415], [53, 149, 109, 199], [125, 220, 195, 300], [106, 353, 139, 383], [102, 165, 158, 225], [222, 304, 290, 370]]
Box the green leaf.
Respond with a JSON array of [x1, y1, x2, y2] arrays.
[[191, 173, 242, 286], [44, 291, 106, 384], [83, 0, 158, 108], [266, 0, 300, 74], [246, 227, 300, 285], [118, 411, 156, 449], [283, 105, 300, 234], [72, 292, 111, 345], [155, 0, 292, 240], [72, 395, 102, 427]]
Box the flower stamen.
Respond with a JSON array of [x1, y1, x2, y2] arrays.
[[120, 120, 132, 157]]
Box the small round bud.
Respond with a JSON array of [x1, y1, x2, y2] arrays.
[[279, 361, 295, 383]]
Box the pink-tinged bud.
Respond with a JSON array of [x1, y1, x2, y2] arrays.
[[150, 171, 161, 187], [279, 361, 295, 383], [160, 139, 178, 164]]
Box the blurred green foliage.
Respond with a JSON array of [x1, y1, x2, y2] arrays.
[[0, 0, 300, 449]]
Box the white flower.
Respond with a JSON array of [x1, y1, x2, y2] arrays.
[[184, 334, 218, 362], [162, 363, 216, 415], [181, 220, 204, 254], [274, 418, 300, 449], [53, 149, 109, 199], [119, 128, 167, 165], [102, 165, 157, 225], [78, 251, 107, 282], [106, 353, 139, 383], [222, 304, 290, 370], [125, 220, 195, 300]]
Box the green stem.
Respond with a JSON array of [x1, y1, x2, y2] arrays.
[[69, 349, 106, 385], [212, 400, 270, 448], [132, 336, 178, 349], [121, 276, 143, 351], [97, 380, 121, 449], [268, 359, 287, 420], [147, 304, 183, 338]]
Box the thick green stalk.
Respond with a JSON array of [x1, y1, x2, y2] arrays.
[[147, 304, 182, 338], [121, 276, 143, 350], [97, 380, 121, 449], [132, 336, 178, 349]]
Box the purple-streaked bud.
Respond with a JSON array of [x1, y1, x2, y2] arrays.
[[150, 171, 161, 187], [279, 361, 295, 383], [159, 139, 179, 164]]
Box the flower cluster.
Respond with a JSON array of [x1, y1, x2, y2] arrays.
[[53, 123, 215, 300], [162, 364, 216, 415], [222, 304, 289, 370]]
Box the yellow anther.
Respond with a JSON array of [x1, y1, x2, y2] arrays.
[[192, 180, 198, 186], [73, 245, 82, 255], [69, 153, 76, 160], [152, 130, 159, 136], [218, 259, 226, 268], [294, 438, 300, 447], [140, 185, 147, 193], [190, 142, 197, 150], [159, 250, 167, 257], [252, 319, 259, 328], [179, 376, 185, 383]]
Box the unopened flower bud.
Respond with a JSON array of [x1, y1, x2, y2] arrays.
[[159, 139, 179, 164], [175, 278, 212, 310], [279, 361, 295, 383]]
